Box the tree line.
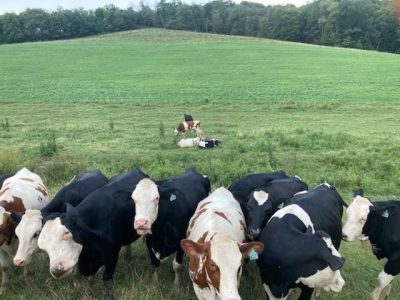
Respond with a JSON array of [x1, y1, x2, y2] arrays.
[[1, 0, 399, 53]]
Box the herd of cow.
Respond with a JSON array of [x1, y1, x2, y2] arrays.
[[0, 167, 399, 300]]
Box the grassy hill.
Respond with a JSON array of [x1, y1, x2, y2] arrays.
[[1, 28, 400, 299]]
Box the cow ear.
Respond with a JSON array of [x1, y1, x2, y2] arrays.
[[65, 203, 78, 220], [181, 239, 204, 257], [371, 205, 397, 219], [240, 241, 264, 258], [11, 210, 24, 223], [353, 189, 364, 197], [159, 187, 182, 201], [321, 252, 345, 271], [112, 190, 132, 202]]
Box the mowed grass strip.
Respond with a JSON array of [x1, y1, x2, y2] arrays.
[[1, 29, 400, 299], [0, 28, 399, 103]]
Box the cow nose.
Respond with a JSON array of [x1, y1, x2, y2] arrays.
[[247, 228, 261, 240], [13, 259, 25, 267], [50, 262, 66, 278], [134, 219, 149, 229], [342, 234, 348, 241]]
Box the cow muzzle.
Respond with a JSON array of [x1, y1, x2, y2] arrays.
[[134, 219, 151, 236], [13, 259, 26, 267], [247, 228, 261, 240], [50, 261, 72, 278]]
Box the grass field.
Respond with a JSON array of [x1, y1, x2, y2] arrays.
[[1, 28, 400, 299]]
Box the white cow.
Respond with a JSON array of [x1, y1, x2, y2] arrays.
[[0, 168, 49, 293], [177, 137, 203, 148], [181, 187, 264, 300]]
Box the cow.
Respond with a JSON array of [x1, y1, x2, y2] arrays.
[[174, 120, 201, 138], [342, 189, 400, 300], [37, 167, 150, 300], [246, 176, 308, 240], [228, 170, 289, 218], [0, 168, 49, 293], [181, 187, 264, 300], [257, 182, 347, 300], [184, 113, 193, 122], [177, 137, 203, 148], [131, 167, 211, 290], [11, 170, 109, 268], [197, 138, 221, 149]]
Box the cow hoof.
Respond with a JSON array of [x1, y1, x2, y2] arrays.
[[313, 288, 321, 298], [151, 271, 159, 285], [0, 286, 7, 294]]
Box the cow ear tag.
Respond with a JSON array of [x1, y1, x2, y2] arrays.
[[277, 202, 284, 209], [170, 194, 177, 201], [382, 210, 389, 218], [250, 248, 258, 260]]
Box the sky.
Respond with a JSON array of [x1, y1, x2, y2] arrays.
[[0, 0, 311, 14]]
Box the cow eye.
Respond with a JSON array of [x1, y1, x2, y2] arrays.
[[33, 231, 40, 238], [360, 218, 367, 224], [210, 261, 218, 269]]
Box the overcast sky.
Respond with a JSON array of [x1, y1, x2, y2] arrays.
[[0, 0, 310, 14]]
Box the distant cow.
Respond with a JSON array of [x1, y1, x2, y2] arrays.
[[177, 137, 202, 148], [181, 187, 264, 300], [38, 167, 149, 300], [174, 121, 201, 138], [257, 182, 347, 300], [228, 170, 289, 217], [183, 113, 193, 122], [342, 189, 400, 300], [0, 168, 49, 293], [132, 167, 210, 290], [12, 170, 108, 268], [198, 138, 221, 149], [246, 176, 308, 240]]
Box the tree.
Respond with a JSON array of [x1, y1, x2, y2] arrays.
[[1, 13, 24, 43]]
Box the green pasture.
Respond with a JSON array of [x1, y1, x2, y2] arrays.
[[0, 28, 400, 299]]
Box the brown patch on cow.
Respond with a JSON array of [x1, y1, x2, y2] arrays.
[[0, 187, 9, 197], [198, 201, 211, 210], [0, 212, 17, 247], [189, 208, 207, 231], [215, 211, 231, 224], [21, 177, 34, 182], [36, 183, 48, 196], [176, 122, 185, 133], [0, 196, 26, 212], [239, 219, 246, 231]]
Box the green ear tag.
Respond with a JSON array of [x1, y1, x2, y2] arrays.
[[250, 248, 258, 260], [170, 194, 177, 201], [277, 202, 284, 209], [382, 210, 389, 218]]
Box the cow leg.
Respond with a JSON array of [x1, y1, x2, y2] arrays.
[[23, 265, 31, 284], [73, 266, 82, 287], [102, 250, 120, 300], [145, 239, 161, 284], [173, 248, 184, 291], [368, 271, 395, 300], [85, 275, 95, 298], [0, 249, 9, 294], [123, 244, 132, 261], [298, 285, 313, 300]]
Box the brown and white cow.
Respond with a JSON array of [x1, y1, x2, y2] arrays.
[[181, 187, 264, 300], [0, 167, 49, 293], [174, 120, 202, 138]]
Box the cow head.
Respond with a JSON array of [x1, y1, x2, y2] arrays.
[[181, 233, 264, 300], [132, 178, 181, 236], [246, 190, 274, 240], [342, 190, 372, 242], [38, 205, 83, 279], [13, 210, 43, 266], [296, 229, 345, 293]]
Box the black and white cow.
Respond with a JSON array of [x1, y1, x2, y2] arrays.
[[198, 139, 221, 149], [257, 182, 347, 300], [184, 113, 193, 122], [228, 170, 289, 218], [342, 189, 400, 300], [131, 166, 211, 290], [246, 176, 308, 240], [11, 170, 109, 267], [38, 167, 150, 300]]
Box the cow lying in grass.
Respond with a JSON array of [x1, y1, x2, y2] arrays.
[[177, 137, 203, 148], [198, 138, 221, 149]]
